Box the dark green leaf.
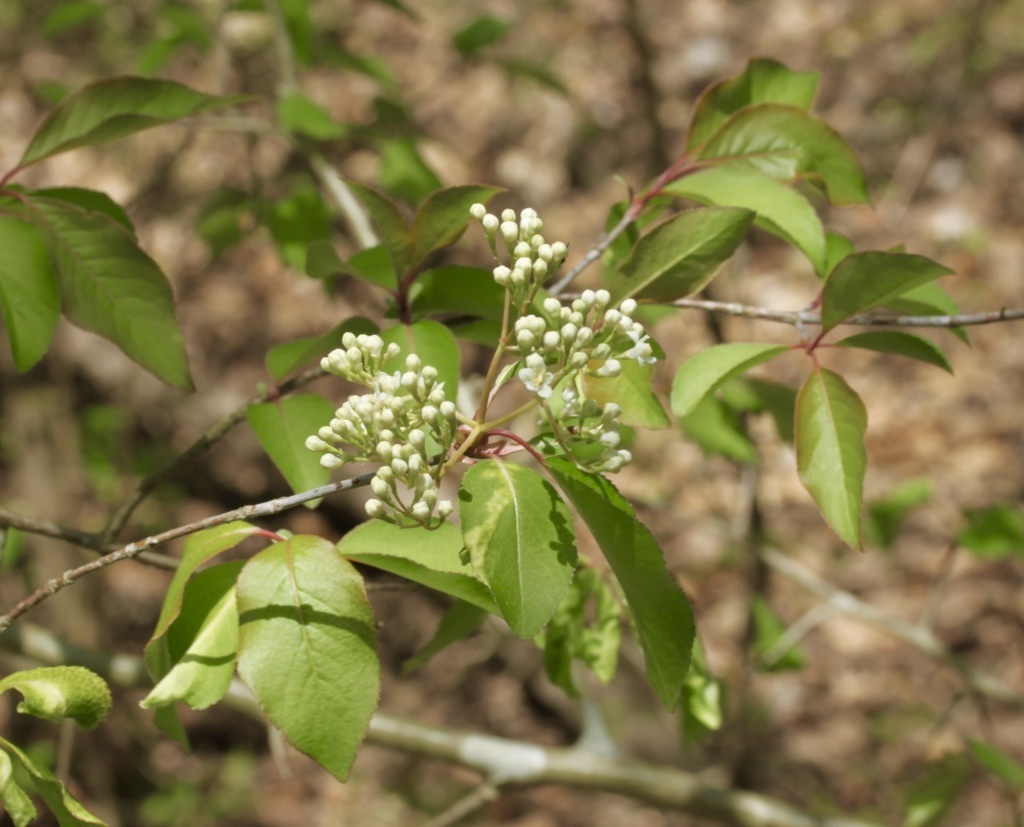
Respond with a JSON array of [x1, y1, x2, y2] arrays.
[[409, 185, 505, 268], [697, 104, 869, 205], [28, 195, 193, 388], [0, 216, 59, 370], [0, 667, 110, 729], [610, 207, 754, 303], [459, 461, 577, 639], [687, 58, 820, 151], [347, 183, 411, 274], [546, 458, 694, 710], [31, 187, 134, 234], [265, 316, 377, 379], [338, 520, 498, 614], [453, 15, 511, 55], [835, 330, 953, 373], [408, 266, 506, 321], [19, 76, 243, 168], [821, 251, 954, 332], [957, 505, 1024, 559], [247, 395, 334, 499], [666, 165, 826, 273], [237, 535, 379, 781], [671, 342, 789, 418], [795, 367, 867, 548]]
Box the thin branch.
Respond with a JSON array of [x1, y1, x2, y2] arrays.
[[0, 471, 376, 634], [0, 623, 882, 827], [666, 298, 1024, 328], [761, 548, 1024, 707]]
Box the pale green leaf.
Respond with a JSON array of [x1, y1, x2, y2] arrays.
[[0, 736, 107, 826], [236, 535, 379, 781], [0, 216, 59, 370], [381, 320, 461, 400], [247, 394, 333, 498], [795, 367, 867, 548], [0, 667, 110, 729], [459, 461, 577, 639], [671, 342, 789, 417], [546, 458, 694, 710], [0, 747, 36, 827], [584, 359, 670, 429]]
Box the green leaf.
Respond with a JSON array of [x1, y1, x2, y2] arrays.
[[19, 76, 243, 168], [236, 535, 380, 782], [584, 360, 670, 429], [609, 207, 754, 303], [884, 281, 969, 345], [752, 596, 807, 670], [0, 667, 110, 729], [546, 458, 695, 710], [381, 320, 461, 400], [687, 58, 820, 151], [795, 367, 867, 548], [957, 505, 1024, 560], [408, 266, 506, 321], [0, 216, 59, 370], [835, 330, 953, 373], [337, 520, 499, 614], [402, 601, 488, 675], [666, 165, 826, 274], [0, 737, 107, 826], [697, 104, 869, 205], [347, 183, 412, 274], [265, 316, 377, 379], [459, 461, 577, 639], [903, 754, 970, 827], [197, 187, 253, 257], [453, 15, 512, 55], [27, 195, 193, 388], [671, 342, 789, 417], [42, 1, 103, 37], [409, 185, 504, 269], [681, 642, 723, 744], [31, 187, 134, 234], [263, 177, 332, 271], [866, 478, 933, 549], [679, 395, 757, 463], [275, 92, 346, 140], [0, 747, 36, 827], [823, 231, 855, 277], [247, 394, 333, 499], [970, 740, 1024, 789], [540, 566, 622, 695], [742, 378, 797, 443], [141, 562, 242, 711], [308, 243, 398, 290], [379, 137, 443, 205], [821, 251, 954, 332], [496, 58, 570, 95]]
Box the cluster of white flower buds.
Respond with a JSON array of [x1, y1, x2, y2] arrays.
[[308, 333, 457, 527], [554, 392, 632, 473], [469, 204, 568, 309]]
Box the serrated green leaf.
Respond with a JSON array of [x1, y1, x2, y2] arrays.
[[453, 15, 511, 55], [687, 58, 820, 151], [408, 266, 506, 321], [265, 317, 377, 379], [347, 183, 411, 273], [0, 667, 110, 729], [584, 359, 670, 429], [402, 601, 488, 675], [409, 185, 504, 268], [0, 747, 36, 827], [680, 395, 757, 463], [379, 137, 443, 206], [697, 104, 869, 205], [338, 520, 499, 614], [0, 216, 59, 370], [671, 342, 789, 418], [667, 165, 826, 274], [970, 740, 1024, 789], [275, 92, 346, 140], [0, 737, 106, 826], [835, 330, 953, 373], [31, 187, 134, 234], [247, 394, 334, 498], [903, 754, 970, 827], [795, 367, 867, 548], [821, 251, 954, 331], [459, 461, 577, 639], [141, 562, 242, 711], [381, 320, 461, 400], [957, 505, 1024, 559], [546, 458, 694, 710], [610, 207, 754, 303], [27, 195, 192, 388], [237, 535, 379, 781], [19, 76, 243, 168]]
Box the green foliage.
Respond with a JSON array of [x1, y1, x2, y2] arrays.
[[957, 505, 1024, 559]]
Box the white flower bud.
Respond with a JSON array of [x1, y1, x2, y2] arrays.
[[560, 323, 578, 341], [602, 403, 622, 421], [482, 213, 499, 233], [320, 454, 343, 469], [500, 221, 519, 243], [543, 297, 562, 316], [377, 466, 395, 483], [604, 309, 622, 326], [405, 353, 421, 372], [306, 435, 328, 451], [411, 502, 431, 523], [428, 388, 446, 405], [619, 298, 638, 315], [365, 499, 385, 518], [376, 441, 393, 461], [543, 331, 561, 350], [371, 476, 391, 498], [341, 332, 358, 348], [421, 405, 439, 423], [551, 241, 567, 260], [439, 401, 456, 419], [532, 259, 548, 280], [516, 329, 536, 350], [569, 351, 589, 368], [408, 453, 424, 474], [385, 343, 401, 360], [594, 289, 611, 307], [599, 431, 621, 447], [469, 203, 487, 220], [537, 243, 553, 262], [391, 458, 409, 477], [408, 429, 426, 448], [437, 500, 453, 519], [493, 266, 511, 286], [510, 269, 526, 287], [575, 327, 593, 345], [318, 426, 334, 441], [422, 366, 438, 384], [514, 242, 532, 259], [501, 209, 517, 222]]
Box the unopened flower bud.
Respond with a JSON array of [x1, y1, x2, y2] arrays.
[[371, 476, 391, 498], [543, 331, 561, 350], [437, 500, 454, 519], [366, 499, 385, 518], [469, 203, 487, 220], [321, 454, 343, 469], [411, 501, 431, 523], [619, 298, 638, 315], [543, 297, 562, 316]]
